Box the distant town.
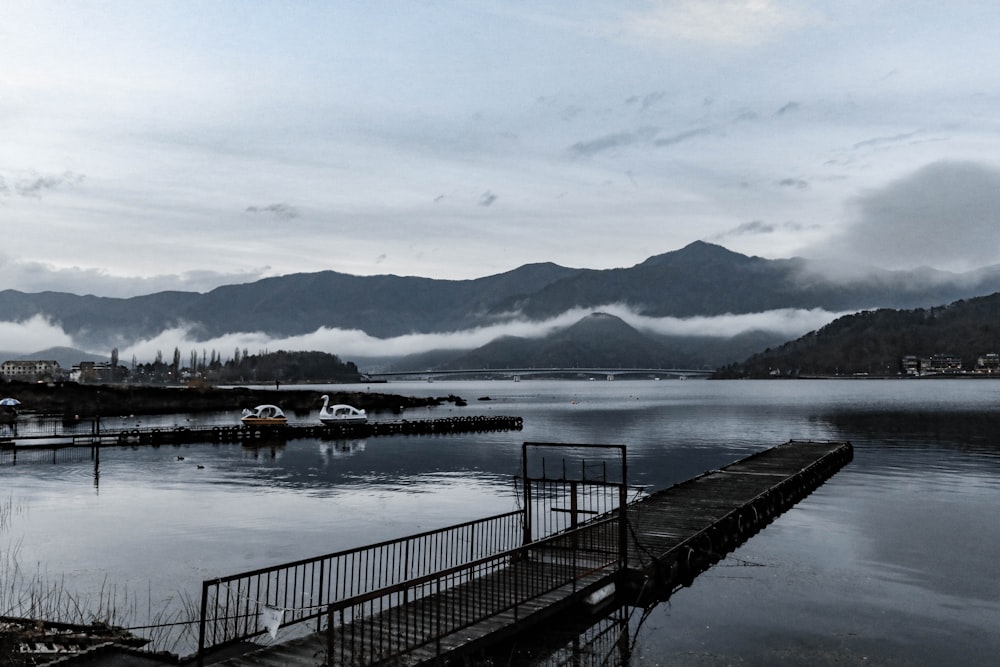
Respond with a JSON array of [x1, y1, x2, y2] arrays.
[[901, 352, 1000, 376], [0, 350, 362, 385], [4, 350, 1000, 384], [760, 352, 1000, 378], [1, 359, 117, 384], [752, 351, 1000, 378]]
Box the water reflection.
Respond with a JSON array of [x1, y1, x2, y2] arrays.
[[488, 604, 635, 667], [240, 441, 286, 459], [318, 438, 367, 459], [3, 380, 1000, 664]]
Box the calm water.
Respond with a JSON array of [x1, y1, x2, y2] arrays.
[[3, 379, 1000, 665]]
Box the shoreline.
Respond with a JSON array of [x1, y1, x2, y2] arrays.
[[0, 380, 461, 418]]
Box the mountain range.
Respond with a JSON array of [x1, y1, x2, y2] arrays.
[[4, 241, 1000, 371]]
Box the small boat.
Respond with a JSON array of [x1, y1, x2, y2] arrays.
[[241, 404, 288, 425], [319, 395, 367, 424]]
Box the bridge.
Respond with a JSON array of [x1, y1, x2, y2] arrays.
[[194, 439, 852, 666], [365, 367, 714, 381]]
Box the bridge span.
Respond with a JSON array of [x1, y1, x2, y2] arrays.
[[365, 367, 713, 381]]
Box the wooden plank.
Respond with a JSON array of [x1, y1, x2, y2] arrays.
[[211, 440, 851, 667]]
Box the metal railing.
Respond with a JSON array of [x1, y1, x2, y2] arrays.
[[325, 513, 624, 666], [196, 509, 523, 663], [528, 478, 625, 540]]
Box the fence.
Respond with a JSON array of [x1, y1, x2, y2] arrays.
[[196, 510, 524, 663], [325, 513, 624, 665], [521, 442, 629, 545]]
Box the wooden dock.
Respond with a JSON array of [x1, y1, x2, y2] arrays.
[[622, 439, 853, 600], [195, 440, 851, 667], [0, 415, 524, 460]]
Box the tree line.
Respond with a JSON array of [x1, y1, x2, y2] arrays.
[[126, 349, 361, 384]]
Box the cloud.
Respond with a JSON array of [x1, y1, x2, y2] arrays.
[[621, 1, 824, 49], [2, 171, 85, 198], [722, 220, 776, 236], [0, 315, 75, 353], [569, 127, 659, 156], [109, 304, 842, 366], [652, 127, 710, 147], [0, 299, 841, 365], [625, 91, 666, 111], [569, 125, 710, 156], [806, 161, 1000, 271], [0, 255, 270, 297], [712, 220, 815, 240], [775, 101, 800, 115], [853, 131, 921, 150], [245, 203, 300, 219], [625, 306, 847, 339]]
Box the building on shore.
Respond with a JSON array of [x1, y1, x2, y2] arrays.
[[901, 352, 1000, 375], [0, 359, 62, 381]]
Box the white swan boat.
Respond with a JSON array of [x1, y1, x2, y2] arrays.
[[241, 404, 288, 426], [319, 395, 368, 424]]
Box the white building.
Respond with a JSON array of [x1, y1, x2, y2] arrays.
[[0, 359, 61, 380]]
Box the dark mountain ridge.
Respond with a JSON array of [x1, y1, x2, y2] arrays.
[[492, 243, 1000, 320], [4, 241, 1000, 369], [436, 312, 678, 370]]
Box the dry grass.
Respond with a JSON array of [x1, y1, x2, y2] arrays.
[[1, 493, 201, 660]]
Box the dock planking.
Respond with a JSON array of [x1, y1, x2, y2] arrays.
[[622, 440, 852, 599], [211, 563, 614, 667], [202, 440, 852, 667]]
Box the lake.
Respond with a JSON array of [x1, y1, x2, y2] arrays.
[[2, 378, 999, 665]]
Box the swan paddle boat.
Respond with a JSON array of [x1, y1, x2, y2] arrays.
[[319, 395, 368, 424], [241, 404, 288, 426]]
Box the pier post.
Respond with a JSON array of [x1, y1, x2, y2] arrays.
[[619, 449, 628, 569], [521, 442, 532, 545]]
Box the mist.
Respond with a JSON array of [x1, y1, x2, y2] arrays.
[[0, 305, 844, 369], [801, 161, 1000, 276], [0, 315, 74, 352]]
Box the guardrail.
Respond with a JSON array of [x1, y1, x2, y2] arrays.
[[196, 510, 524, 663], [324, 514, 624, 666]]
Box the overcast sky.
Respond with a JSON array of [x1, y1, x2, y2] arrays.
[[4, 1, 1000, 300]]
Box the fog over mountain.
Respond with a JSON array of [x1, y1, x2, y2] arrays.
[[799, 161, 1000, 274], [2, 241, 1000, 371]]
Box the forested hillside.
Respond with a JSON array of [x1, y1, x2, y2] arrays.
[[715, 293, 1000, 378]]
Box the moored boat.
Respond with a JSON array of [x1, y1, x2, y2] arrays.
[[319, 395, 367, 424], [241, 404, 288, 425]]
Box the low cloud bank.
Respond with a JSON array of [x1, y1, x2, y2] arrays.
[[0, 315, 75, 353], [0, 305, 846, 365], [622, 306, 847, 338], [113, 305, 844, 365]]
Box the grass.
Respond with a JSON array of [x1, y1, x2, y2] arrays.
[[1, 493, 202, 661]]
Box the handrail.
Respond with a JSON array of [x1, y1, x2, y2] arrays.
[[196, 509, 524, 663], [324, 514, 624, 665]]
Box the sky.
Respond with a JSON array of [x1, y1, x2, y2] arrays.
[[3, 0, 1000, 301], [3, 2, 1000, 361]]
